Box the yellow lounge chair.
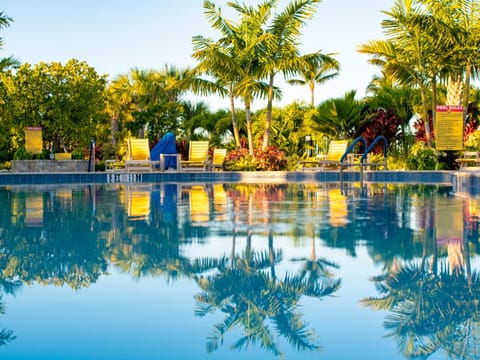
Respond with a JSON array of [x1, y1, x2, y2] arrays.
[[180, 141, 209, 171], [125, 138, 157, 172], [205, 148, 227, 171], [328, 188, 348, 227], [301, 140, 349, 170], [189, 185, 210, 223], [54, 153, 72, 160], [126, 185, 152, 222]]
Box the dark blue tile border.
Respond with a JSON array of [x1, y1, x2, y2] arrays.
[[1, 170, 478, 195]]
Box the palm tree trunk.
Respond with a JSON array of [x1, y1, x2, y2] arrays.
[[110, 115, 118, 145], [420, 86, 432, 148], [268, 229, 276, 280], [230, 91, 241, 149], [262, 73, 275, 151], [245, 98, 254, 156], [309, 81, 315, 108], [463, 63, 472, 123], [431, 76, 437, 135]]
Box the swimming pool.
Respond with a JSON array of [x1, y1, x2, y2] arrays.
[[0, 181, 479, 359]]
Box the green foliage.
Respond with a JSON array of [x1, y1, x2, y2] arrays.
[[254, 103, 310, 158], [0, 161, 10, 170], [406, 142, 441, 170], [367, 153, 386, 170], [465, 129, 480, 150], [71, 148, 85, 160], [13, 147, 32, 160], [386, 153, 407, 170], [0, 149, 10, 162], [1, 59, 106, 154], [309, 90, 367, 139], [224, 148, 258, 171]]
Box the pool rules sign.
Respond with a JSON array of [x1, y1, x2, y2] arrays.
[[435, 105, 464, 150]]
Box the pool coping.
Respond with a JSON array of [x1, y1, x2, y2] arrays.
[[2, 169, 480, 194], [0, 169, 476, 189]]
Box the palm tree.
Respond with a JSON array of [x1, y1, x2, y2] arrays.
[[261, 0, 321, 150], [309, 90, 367, 139], [286, 51, 340, 108], [192, 32, 242, 148], [423, 0, 480, 113], [358, 0, 474, 148], [362, 260, 480, 359], [193, 0, 273, 154]]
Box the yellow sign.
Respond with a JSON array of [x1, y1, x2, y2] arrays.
[[24, 127, 43, 154], [435, 105, 463, 150]]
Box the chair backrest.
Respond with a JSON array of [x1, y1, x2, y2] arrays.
[[326, 140, 349, 162], [188, 141, 209, 162], [212, 148, 227, 165], [190, 185, 209, 222], [128, 138, 151, 161], [55, 153, 72, 160], [127, 186, 151, 221]]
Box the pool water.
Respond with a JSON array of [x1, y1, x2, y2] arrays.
[[0, 182, 479, 360]]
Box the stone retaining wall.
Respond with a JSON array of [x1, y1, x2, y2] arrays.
[[11, 160, 90, 172]]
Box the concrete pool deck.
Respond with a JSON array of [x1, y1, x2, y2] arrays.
[[2, 169, 480, 195]]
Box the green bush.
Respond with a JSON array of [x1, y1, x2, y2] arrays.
[[465, 129, 480, 150], [13, 147, 33, 160], [224, 148, 258, 171], [406, 142, 441, 170], [71, 148, 85, 160]]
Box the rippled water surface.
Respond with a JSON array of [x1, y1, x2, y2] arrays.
[[0, 182, 479, 360]]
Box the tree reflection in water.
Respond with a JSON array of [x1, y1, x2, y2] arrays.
[[362, 192, 480, 359], [193, 184, 341, 358], [0, 279, 20, 346], [6, 182, 479, 357]]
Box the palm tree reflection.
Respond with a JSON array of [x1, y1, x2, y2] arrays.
[[0, 249, 21, 346], [194, 184, 341, 358], [362, 260, 480, 359], [362, 194, 480, 359]]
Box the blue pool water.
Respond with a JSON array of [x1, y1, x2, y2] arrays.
[[0, 182, 478, 359]]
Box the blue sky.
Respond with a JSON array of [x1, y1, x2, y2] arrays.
[[2, 0, 395, 110]]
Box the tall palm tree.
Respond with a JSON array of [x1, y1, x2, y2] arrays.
[[261, 0, 321, 150], [423, 0, 480, 113], [193, 0, 273, 154], [359, 0, 472, 147], [286, 51, 340, 108], [192, 33, 242, 148]]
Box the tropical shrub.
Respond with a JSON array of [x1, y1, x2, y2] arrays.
[[224, 145, 287, 171], [71, 148, 85, 160], [224, 148, 257, 171], [254, 146, 287, 171], [406, 142, 442, 170], [357, 108, 402, 154], [465, 128, 480, 150], [310, 90, 367, 139], [13, 147, 33, 160]]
